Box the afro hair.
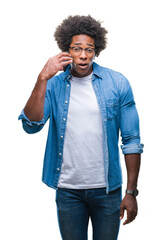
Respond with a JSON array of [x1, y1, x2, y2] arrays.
[[54, 15, 108, 57]]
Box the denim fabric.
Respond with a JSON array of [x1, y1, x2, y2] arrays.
[[55, 187, 122, 240], [18, 62, 144, 193]]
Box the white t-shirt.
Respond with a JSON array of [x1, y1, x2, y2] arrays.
[[57, 72, 106, 189]]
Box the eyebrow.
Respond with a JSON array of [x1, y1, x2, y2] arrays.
[[74, 43, 95, 47]]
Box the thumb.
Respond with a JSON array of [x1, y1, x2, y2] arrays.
[[120, 205, 125, 220]]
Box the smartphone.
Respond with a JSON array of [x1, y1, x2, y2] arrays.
[[63, 64, 70, 72], [63, 51, 71, 72]]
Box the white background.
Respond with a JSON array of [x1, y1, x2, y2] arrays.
[[0, 0, 162, 239]]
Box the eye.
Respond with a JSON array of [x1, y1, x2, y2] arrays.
[[86, 48, 93, 53], [73, 47, 81, 52]]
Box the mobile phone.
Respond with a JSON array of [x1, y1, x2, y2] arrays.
[[63, 51, 71, 72], [63, 64, 70, 72]]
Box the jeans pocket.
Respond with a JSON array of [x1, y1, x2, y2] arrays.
[[106, 98, 118, 120]]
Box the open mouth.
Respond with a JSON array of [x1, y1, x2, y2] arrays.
[[78, 63, 88, 69]]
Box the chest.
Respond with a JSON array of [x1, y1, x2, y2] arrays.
[[68, 80, 101, 118]]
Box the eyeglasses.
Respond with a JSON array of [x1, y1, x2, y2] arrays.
[[69, 46, 95, 55]]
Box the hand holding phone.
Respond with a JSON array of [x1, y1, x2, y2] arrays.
[[38, 52, 72, 81]]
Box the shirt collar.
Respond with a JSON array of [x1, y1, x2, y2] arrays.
[[92, 62, 103, 79]]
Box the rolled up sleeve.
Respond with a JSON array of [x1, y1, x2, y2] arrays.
[[121, 143, 144, 154], [18, 110, 49, 134], [18, 93, 50, 134], [119, 74, 144, 154]]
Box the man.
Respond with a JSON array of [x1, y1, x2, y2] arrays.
[[19, 15, 144, 240]]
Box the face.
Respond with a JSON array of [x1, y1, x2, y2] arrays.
[[69, 35, 95, 78]]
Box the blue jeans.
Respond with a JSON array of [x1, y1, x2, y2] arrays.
[[55, 187, 122, 240]]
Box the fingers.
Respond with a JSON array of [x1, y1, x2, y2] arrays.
[[120, 205, 124, 220], [123, 210, 134, 225], [123, 205, 137, 225], [57, 52, 73, 70], [50, 52, 73, 70], [59, 57, 73, 71], [39, 52, 73, 80], [57, 51, 72, 59], [120, 196, 138, 225], [59, 56, 73, 65]]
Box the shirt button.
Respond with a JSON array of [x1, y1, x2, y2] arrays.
[[61, 135, 63, 138], [63, 118, 66, 121], [57, 168, 60, 171], [59, 153, 62, 156], [67, 84, 69, 87], [65, 100, 68, 104]]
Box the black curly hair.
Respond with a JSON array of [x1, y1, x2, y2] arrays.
[[54, 15, 108, 57]]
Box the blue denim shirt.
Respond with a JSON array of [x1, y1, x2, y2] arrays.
[[18, 62, 143, 194]]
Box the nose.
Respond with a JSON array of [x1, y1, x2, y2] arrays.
[[79, 49, 87, 59]]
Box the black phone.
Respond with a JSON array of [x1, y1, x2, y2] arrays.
[[63, 64, 70, 72], [63, 51, 71, 72]]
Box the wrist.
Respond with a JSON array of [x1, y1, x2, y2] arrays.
[[38, 67, 58, 82], [37, 73, 49, 82], [125, 189, 139, 197]]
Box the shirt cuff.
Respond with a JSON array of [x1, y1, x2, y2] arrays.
[[121, 143, 144, 154], [18, 110, 46, 126]]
